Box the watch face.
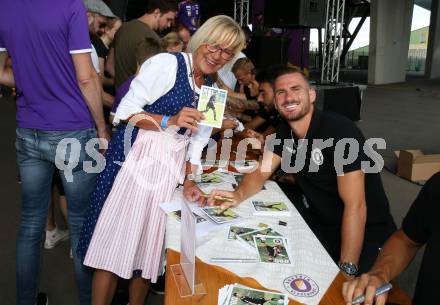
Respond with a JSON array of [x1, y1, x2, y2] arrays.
[[339, 262, 358, 276]]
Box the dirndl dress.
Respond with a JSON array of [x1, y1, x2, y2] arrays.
[[78, 52, 212, 281]]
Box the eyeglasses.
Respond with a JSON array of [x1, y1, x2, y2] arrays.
[[205, 43, 234, 60]]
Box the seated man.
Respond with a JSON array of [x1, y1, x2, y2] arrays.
[[206, 66, 396, 276], [343, 172, 440, 305], [237, 68, 281, 146], [231, 57, 259, 100]]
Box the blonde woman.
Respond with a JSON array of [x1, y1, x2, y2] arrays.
[[78, 15, 245, 305], [161, 31, 184, 52]]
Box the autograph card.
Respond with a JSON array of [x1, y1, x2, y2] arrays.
[[197, 85, 227, 128]]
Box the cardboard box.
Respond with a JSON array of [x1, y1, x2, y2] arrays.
[[395, 150, 440, 182]]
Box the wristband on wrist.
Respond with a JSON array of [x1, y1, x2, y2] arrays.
[[161, 115, 170, 129]]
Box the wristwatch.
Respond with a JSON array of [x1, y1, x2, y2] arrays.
[[338, 261, 359, 276]]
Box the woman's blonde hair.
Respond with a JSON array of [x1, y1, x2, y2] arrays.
[[187, 15, 245, 57], [161, 32, 183, 51]]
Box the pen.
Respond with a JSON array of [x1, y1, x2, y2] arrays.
[[200, 194, 234, 202], [210, 258, 258, 263], [352, 283, 393, 304]]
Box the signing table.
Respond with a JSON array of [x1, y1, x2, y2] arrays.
[[164, 174, 411, 305]]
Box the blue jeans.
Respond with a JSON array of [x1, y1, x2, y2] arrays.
[[15, 128, 97, 305]]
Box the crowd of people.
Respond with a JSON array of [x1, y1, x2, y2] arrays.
[[0, 0, 438, 305]]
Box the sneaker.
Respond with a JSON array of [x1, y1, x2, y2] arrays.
[[44, 228, 69, 249], [150, 275, 165, 295], [36, 292, 49, 305]]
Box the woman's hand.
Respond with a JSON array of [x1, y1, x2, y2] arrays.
[[183, 180, 206, 206], [206, 189, 240, 210], [169, 107, 204, 132]]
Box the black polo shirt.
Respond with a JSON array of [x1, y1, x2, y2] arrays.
[[402, 172, 440, 305], [271, 109, 396, 245]]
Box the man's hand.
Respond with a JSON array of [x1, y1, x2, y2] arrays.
[[248, 79, 259, 97], [183, 180, 206, 206], [97, 127, 110, 154], [207, 189, 240, 210], [221, 118, 239, 130], [169, 107, 204, 132], [342, 272, 389, 305]]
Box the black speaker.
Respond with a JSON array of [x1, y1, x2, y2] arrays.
[[323, 87, 361, 121], [264, 0, 327, 28], [245, 36, 290, 69]]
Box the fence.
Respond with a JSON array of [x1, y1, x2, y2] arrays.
[[308, 48, 427, 71]]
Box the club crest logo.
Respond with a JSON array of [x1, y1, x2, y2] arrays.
[[283, 274, 319, 297], [311, 148, 324, 165]]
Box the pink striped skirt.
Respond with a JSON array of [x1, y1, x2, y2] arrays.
[[84, 129, 188, 282]]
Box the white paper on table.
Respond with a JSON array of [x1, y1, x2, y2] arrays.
[[160, 199, 241, 237]]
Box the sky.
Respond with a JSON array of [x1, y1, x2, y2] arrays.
[[309, 4, 431, 50]]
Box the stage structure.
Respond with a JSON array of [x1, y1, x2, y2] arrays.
[[234, 0, 250, 26], [321, 0, 346, 83]]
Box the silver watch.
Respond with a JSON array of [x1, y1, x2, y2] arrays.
[[338, 261, 359, 276]]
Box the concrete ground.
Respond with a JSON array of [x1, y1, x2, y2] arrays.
[[0, 74, 439, 304]]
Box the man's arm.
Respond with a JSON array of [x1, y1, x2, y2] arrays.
[[342, 229, 421, 304], [0, 52, 15, 87], [71, 53, 108, 141], [105, 47, 115, 78], [337, 170, 367, 268], [244, 115, 266, 130], [208, 150, 281, 209]]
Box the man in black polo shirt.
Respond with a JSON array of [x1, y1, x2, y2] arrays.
[[343, 172, 440, 305], [207, 66, 396, 275]]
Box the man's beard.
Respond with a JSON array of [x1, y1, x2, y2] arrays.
[[279, 101, 311, 122]]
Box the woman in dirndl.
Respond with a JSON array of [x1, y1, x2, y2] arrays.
[[80, 15, 245, 305]]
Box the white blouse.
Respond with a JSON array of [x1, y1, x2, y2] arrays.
[[113, 52, 212, 173]]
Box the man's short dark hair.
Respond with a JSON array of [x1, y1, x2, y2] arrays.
[[273, 66, 309, 83], [255, 65, 283, 86], [147, 0, 178, 14], [134, 37, 162, 66]]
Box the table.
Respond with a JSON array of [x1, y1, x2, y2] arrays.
[[163, 180, 411, 305], [165, 138, 411, 304], [165, 249, 411, 305]]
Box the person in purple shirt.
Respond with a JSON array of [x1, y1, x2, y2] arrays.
[[0, 0, 109, 304]]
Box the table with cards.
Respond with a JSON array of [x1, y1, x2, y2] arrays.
[[163, 168, 411, 305]]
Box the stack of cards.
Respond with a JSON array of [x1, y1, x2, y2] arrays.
[[168, 210, 207, 224], [234, 227, 293, 265], [218, 284, 289, 305], [230, 160, 258, 173], [227, 226, 255, 240], [199, 171, 237, 185], [200, 207, 241, 224], [236, 227, 283, 251], [201, 159, 228, 169], [253, 235, 292, 264], [252, 200, 291, 217]]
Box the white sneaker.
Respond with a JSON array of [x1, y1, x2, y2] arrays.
[[44, 228, 69, 249]]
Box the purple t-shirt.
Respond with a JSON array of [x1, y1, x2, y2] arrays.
[[0, 0, 94, 130], [110, 75, 135, 115]]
